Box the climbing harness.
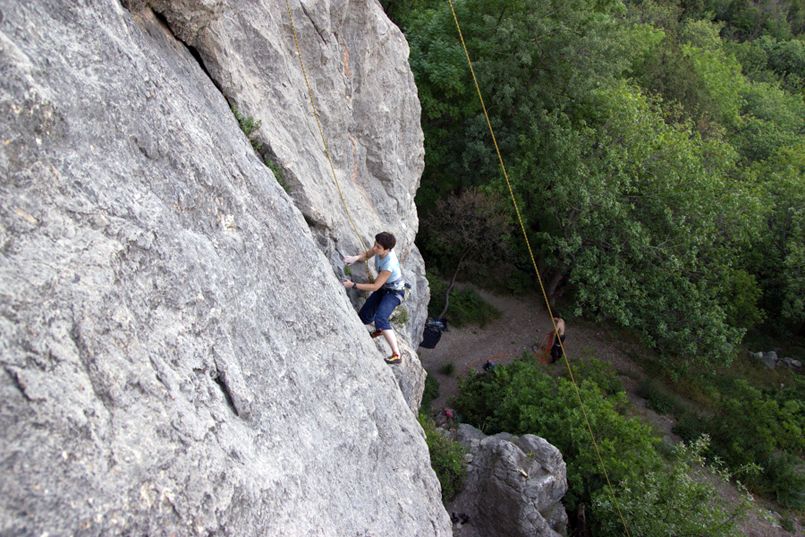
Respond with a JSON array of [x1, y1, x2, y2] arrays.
[[445, 1, 632, 534]]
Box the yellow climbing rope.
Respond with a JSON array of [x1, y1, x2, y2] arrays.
[[445, 0, 632, 534], [283, 0, 370, 259]]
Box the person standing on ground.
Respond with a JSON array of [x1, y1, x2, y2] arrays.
[[550, 314, 566, 364], [342, 231, 405, 365]]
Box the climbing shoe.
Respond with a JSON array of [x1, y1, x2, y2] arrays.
[[370, 329, 383, 338], [384, 353, 401, 365]]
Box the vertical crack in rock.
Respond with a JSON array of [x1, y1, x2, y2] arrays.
[[147, 8, 225, 97], [211, 368, 239, 417], [299, 3, 328, 44], [4, 367, 31, 401]]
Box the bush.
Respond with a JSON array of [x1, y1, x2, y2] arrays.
[[454, 359, 746, 531], [390, 305, 409, 327], [420, 374, 440, 413], [758, 452, 805, 510], [637, 379, 682, 415], [566, 358, 625, 398], [418, 413, 466, 501], [231, 106, 263, 153], [673, 410, 708, 443], [593, 436, 747, 537], [454, 358, 661, 510], [438, 362, 455, 376], [426, 274, 500, 328], [706, 380, 794, 468]]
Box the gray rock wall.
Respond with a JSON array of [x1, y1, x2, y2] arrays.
[[449, 425, 568, 537], [144, 0, 429, 345], [0, 1, 448, 536]]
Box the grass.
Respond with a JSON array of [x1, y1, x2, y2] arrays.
[[421, 373, 440, 412], [637, 378, 685, 416], [427, 274, 501, 328], [439, 362, 455, 376], [418, 413, 466, 501], [391, 305, 409, 327], [265, 158, 289, 192], [231, 106, 290, 192]]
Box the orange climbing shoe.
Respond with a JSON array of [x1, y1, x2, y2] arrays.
[[370, 329, 383, 338], [384, 353, 401, 365]]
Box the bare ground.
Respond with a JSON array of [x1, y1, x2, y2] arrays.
[[417, 284, 801, 536]]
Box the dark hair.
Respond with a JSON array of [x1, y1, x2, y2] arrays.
[[375, 231, 396, 250]]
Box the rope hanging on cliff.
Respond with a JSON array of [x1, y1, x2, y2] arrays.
[[445, 1, 632, 534], [283, 0, 370, 260]]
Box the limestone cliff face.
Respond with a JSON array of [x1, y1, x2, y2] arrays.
[[0, 1, 448, 536], [146, 0, 431, 407]]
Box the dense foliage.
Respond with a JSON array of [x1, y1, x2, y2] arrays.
[[391, 0, 804, 366], [426, 273, 501, 327], [673, 374, 805, 508], [418, 413, 466, 500], [453, 358, 747, 534]]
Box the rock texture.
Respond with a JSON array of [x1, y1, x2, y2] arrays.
[[0, 1, 448, 536], [448, 424, 568, 537], [144, 0, 429, 346]]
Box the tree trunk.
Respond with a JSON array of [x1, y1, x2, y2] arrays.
[[438, 249, 471, 319], [545, 269, 566, 306]]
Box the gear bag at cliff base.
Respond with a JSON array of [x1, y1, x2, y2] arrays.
[[420, 317, 447, 349]]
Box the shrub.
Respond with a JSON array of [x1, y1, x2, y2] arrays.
[[426, 274, 501, 328], [231, 106, 263, 152], [672, 410, 707, 443], [637, 378, 681, 415], [455, 358, 747, 532], [674, 377, 805, 504], [264, 158, 289, 191], [566, 358, 625, 398], [418, 413, 466, 501], [455, 358, 661, 510], [706, 380, 779, 468], [390, 305, 409, 327], [421, 373, 440, 412], [758, 452, 805, 510], [438, 362, 455, 376], [593, 436, 748, 537]]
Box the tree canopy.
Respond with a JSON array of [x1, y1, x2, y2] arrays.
[[392, 0, 804, 366]]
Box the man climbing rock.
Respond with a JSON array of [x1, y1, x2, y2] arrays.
[[342, 231, 405, 365]]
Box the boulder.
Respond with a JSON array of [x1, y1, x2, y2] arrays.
[[750, 350, 779, 369], [448, 424, 568, 537]]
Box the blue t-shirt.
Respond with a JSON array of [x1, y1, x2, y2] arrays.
[[375, 251, 404, 290]]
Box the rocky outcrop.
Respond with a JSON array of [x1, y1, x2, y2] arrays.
[[0, 1, 448, 536], [749, 350, 802, 370], [448, 425, 568, 537], [141, 0, 430, 407], [142, 0, 429, 346]]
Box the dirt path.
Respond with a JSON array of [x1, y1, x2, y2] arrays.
[[417, 284, 799, 536]]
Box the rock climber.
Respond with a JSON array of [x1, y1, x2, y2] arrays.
[[342, 231, 405, 365]]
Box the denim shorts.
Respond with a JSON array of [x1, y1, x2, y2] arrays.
[[358, 288, 403, 330]]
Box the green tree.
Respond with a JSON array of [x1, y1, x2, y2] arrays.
[[746, 144, 805, 332], [455, 358, 745, 531], [593, 436, 748, 537]]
